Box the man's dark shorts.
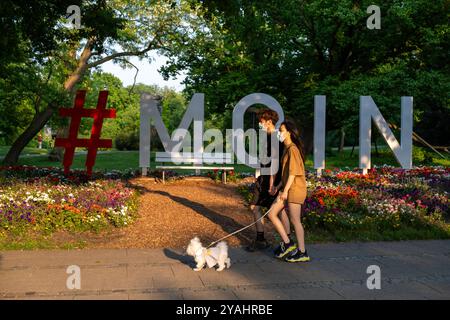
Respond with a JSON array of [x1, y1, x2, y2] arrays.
[[251, 175, 278, 208]]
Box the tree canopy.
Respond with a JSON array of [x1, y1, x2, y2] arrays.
[[0, 0, 449, 163], [1, 0, 199, 164], [160, 0, 450, 151]]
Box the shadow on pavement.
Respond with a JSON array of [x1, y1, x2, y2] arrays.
[[163, 248, 195, 268]]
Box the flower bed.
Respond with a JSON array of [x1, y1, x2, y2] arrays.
[[0, 166, 139, 235], [206, 169, 241, 183], [238, 166, 450, 241]]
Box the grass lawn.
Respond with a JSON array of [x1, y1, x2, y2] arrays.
[[17, 150, 141, 171], [0, 146, 48, 157], [0, 232, 88, 250], [7, 147, 449, 173]]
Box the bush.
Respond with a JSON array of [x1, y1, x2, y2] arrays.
[[413, 146, 434, 165], [115, 131, 139, 150]]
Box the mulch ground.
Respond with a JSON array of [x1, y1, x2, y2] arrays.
[[57, 177, 276, 249]]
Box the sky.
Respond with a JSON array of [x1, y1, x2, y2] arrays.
[[100, 51, 186, 92]]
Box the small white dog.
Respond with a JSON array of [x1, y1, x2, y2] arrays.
[[186, 237, 231, 272]]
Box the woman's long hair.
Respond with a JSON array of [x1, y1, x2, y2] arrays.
[[281, 119, 305, 163]]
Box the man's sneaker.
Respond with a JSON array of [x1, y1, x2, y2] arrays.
[[285, 249, 310, 262], [245, 239, 270, 252], [274, 241, 297, 259]]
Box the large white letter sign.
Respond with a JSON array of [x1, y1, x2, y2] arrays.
[[359, 96, 413, 174], [314, 96, 326, 176], [139, 93, 204, 174], [232, 93, 284, 175]]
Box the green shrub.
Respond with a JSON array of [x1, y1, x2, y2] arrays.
[[115, 131, 139, 150], [413, 146, 435, 165]]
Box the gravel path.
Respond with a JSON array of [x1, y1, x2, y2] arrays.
[[72, 177, 275, 249]]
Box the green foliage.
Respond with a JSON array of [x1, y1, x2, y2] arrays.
[[412, 146, 436, 165], [1, 0, 198, 163], [163, 0, 450, 148], [206, 169, 240, 183], [115, 131, 139, 151], [161, 89, 188, 133]]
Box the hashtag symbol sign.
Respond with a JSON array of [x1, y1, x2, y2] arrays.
[[55, 90, 116, 176]]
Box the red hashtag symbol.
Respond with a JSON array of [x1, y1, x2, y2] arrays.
[[55, 90, 116, 176]]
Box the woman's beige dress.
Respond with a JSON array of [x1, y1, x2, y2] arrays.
[[281, 143, 307, 204]]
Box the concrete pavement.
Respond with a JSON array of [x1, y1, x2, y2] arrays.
[[1, 240, 449, 300]]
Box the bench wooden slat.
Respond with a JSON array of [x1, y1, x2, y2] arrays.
[[155, 152, 232, 163]]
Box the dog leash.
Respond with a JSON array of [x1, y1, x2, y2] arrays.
[[206, 206, 274, 249]]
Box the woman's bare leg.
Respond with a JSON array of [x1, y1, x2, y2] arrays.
[[288, 203, 305, 252], [268, 198, 290, 243], [280, 208, 290, 236]]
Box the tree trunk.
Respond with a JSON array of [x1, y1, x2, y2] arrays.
[[2, 108, 55, 165], [302, 126, 314, 158], [2, 39, 94, 165], [350, 137, 357, 158], [339, 127, 345, 153], [374, 138, 379, 157]]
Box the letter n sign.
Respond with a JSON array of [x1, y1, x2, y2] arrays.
[[359, 96, 413, 174]]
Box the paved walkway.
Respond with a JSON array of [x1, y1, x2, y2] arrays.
[[1, 240, 449, 300]]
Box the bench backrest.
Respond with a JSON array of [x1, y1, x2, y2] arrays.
[[155, 152, 233, 164]]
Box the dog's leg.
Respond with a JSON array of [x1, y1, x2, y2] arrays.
[[193, 257, 206, 271], [216, 261, 225, 272], [226, 258, 231, 268]]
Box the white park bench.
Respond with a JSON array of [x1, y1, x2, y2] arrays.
[[154, 152, 235, 183]]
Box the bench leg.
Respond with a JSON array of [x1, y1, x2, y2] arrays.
[[162, 170, 165, 184], [223, 171, 227, 184]]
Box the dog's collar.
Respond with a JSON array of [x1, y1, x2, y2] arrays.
[[195, 248, 211, 257]]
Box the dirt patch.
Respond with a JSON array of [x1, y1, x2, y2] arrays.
[[55, 178, 276, 249]]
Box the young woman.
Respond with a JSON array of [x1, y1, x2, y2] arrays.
[[268, 120, 310, 262], [246, 109, 292, 252]]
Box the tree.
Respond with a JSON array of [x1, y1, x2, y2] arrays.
[[161, 0, 450, 153], [2, 0, 198, 164]]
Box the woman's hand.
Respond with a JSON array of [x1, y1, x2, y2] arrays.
[[279, 190, 288, 202]]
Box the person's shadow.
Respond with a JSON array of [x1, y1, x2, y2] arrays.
[[129, 184, 253, 244]]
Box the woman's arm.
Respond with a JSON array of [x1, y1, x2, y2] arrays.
[[280, 175, 295, 201], [270, 180, 283, 195]]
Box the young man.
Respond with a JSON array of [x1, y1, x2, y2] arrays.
[[246, 110, 293, 252]]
